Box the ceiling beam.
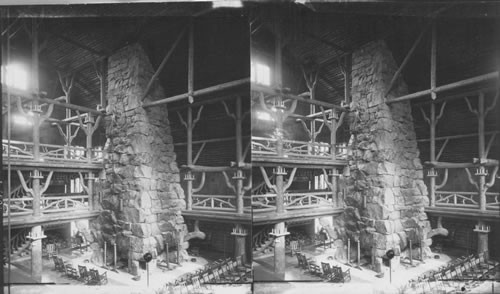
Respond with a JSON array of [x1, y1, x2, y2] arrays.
[[47, 31, 108, 57], [302, 31, 350, 53]]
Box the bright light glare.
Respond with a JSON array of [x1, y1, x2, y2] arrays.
[[13, 114, 33, 127], [251, 61, 271, 86], [212, 0, 242, 8], [3, 64, 29, 91], [255, 111, 273, 121]]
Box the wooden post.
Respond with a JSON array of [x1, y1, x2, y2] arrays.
[[234, 170, 244, 214], [330, 112, 337, 160], [275, 167, 285, 214], [30, 19, 43, 283], [429, 102, 437, 207], [235, 96, 243, 164], [273, 222, 286, 280], [478, 92, 486, 211], [113, 242, 117, 269], [409, 238, 413, 266], [104, 241, 107, 267], [87, 172, 95, 211], [357, 239, 360, 267], [166, 242, 169, 268], [430, 21, 437, 100], [347, 238, 351, 264], [177, 241, 180, 266]]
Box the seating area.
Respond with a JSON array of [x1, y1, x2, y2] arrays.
[[167, 256, 252, 293], [406, 252, 499, 294], [52, 255, 108, 285], [295, 252, 351, 283]]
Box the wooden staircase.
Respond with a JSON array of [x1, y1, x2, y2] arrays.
[[252, 226, 274, 256], [3, 227, 32, 263]]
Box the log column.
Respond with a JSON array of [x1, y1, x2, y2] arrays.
[[231, 224, 248, 264], [474, 220, 490, 259], [271, 222, 289, 280]]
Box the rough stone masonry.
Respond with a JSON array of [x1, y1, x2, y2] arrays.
[[345, 40, 432, 271], [98, 43, 187, 275]]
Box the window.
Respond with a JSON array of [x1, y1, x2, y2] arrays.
[[70, 176, 83, 193], [251, 61, 271, 86], [2, 64, 29, 91]]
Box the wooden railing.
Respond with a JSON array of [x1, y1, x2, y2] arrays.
[[3, 194, 90, 217], [3, 197, 34, 216], [435, 191, 500, 210], [2, 140, 103, 163], [251, 136, 347, 160], [191, 194, 252, 213], [252, 190, 339, 213], [41, 195, 89, 213], [192, 195, 236, 211]]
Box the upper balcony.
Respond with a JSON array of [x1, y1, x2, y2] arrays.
[[251, 84, 349, 167], [3, 140, 104, 171]]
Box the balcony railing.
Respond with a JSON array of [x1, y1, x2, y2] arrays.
[[435, 191, 500, 210], [3, 197, 34, 216], [2, 140, 103, 164], [251, 136, 347, 160], [41, 195, 89, 213], [191, 194, 252, 213], [252, 190, 339, 213], [3, 194, 91, 217]]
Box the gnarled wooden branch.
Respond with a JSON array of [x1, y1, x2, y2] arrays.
[[436, 101, 447, 121], [435, 168, 448, 190], [322, 168, 334, 189], [221, 100, 236, 120], [78, 172, 89, 194], [485, 166, 499, 189], [222, 171, 236, 193], [283, 168, 297, 192], [192, 172, 206, 193], [259, 166, 276, 192], [40, 171, 54, 194], [40, 104, 55, 123], [284, 99, 298, 118], [420, 107, 431, 125], [192, 105, 204, 128], [176, 111, 187, 129], [485, 88, 499, 116], [17, 170, 33, 196], [464, 168, 479, 190], [464, 96, 478, 115]]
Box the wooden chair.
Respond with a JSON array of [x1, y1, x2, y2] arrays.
[[289, 240, 300, 257], [88, 268, 108, 285], [308, 263, 322, 276], [321, 262, 334, 279], [78, 265, 91, 283], [201, 273, 210, 283], [65, 264, 79, 280], [333, 266, 351, 283], [296, 253, 304, 268], [45, 244, 56, 259], [56, 257, 67, 272]]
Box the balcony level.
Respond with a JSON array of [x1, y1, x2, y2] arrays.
[[3, 139, 103, 171], [252, 190, 344, 225], [426, 190, 500, 221], [3, 192, 99, 229]]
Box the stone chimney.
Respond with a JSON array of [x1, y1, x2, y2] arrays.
[[345, 40, 431, 271], [100, 43, 187, 275]]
